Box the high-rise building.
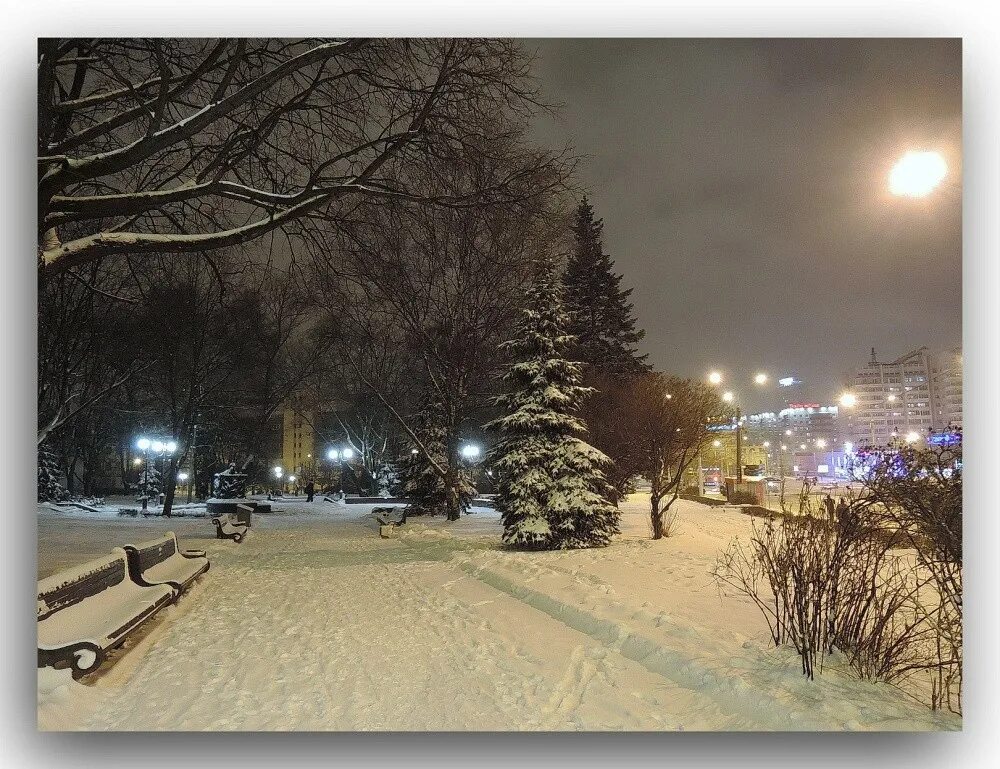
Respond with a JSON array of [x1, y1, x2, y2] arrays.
[[929, 347, 963, 432], [846, 346, 960, 445], [282, 405, 316, 479]]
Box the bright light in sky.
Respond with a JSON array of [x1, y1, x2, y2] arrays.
[[708, 371, 722, 385], [754, 372, 768, 385], [722, 391, 735, 403], [889, 151, 947, 197], [839, 392, 857, 408]]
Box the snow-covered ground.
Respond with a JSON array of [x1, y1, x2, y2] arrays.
[[36, 495, 961, 731]]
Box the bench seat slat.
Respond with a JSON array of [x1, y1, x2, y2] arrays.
[[38, 573, 173, 648]]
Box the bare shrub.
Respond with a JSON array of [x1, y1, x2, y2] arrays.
[[714, 499, 957, 705]]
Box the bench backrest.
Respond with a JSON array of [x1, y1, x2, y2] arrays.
[[126, 533, 179, 573], [37, 550, 129, 622]]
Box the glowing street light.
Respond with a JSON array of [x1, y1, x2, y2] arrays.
[[712, 440, 721, 448], [905, 431, 921, 444], [889, 151, 947, 198], [708, 371, 723, 385], [133, 457, 143, 466], [754, 372, 768, 385], [341, 448, 354, 460], [136, 437, 152, 451], [722, 391, 735, 403], [839, 392, 857, 408], [327, 448, 339, 461], [815, 439, 827, 449], [887, 394, 897, 403], [178, 472, 189, 482], [273, 466, 283, 478], [460, 444, 481, 460]]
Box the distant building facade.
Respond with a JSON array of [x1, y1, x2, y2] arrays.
[[282, 405, 316, 480], [846, 346, 962, 445]]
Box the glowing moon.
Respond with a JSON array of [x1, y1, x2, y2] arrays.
[[888, 151, 947, 197]]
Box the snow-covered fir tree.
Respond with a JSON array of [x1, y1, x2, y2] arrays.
[[37, 443, 69, 502], [487, 258, 620, 549], [563, 197, 649, 375], [400, 397, 475, 517], [136, 463, 162, 504]]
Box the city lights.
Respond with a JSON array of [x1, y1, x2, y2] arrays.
[[839, 392, 857, 408], [273, 466, 282, 477], [754, 372, 768, 385], [722, 391, 735, 403], [461, 444, 481, 459], [815, 439, 827, 448], [178, 472, 189, 481], [708, 371, 722, 385], [341, 448, 354, 460], [905, 431, 921, 444], [712, 440, 721, 448], [136, 437, 151, 451], [327, 448, 339, 461]]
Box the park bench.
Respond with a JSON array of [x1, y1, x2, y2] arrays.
[[37, 550, 174, 679], [234, 504, 253, 528], [212, 512, 249, 542], [123, 532, 210, 597], [373, 507, 405, 538]]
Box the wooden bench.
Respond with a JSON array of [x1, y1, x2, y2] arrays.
[[373, 507, 405, 538], [212, 512, 249, 542], [37, 550, 174, 678], [234, 504, 253, 528], [123, 532, 210, 597]]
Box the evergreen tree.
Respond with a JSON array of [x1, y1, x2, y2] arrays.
[[488, 258, 620, 550], [137, 463, 162, 503], [563, 197, 650, 375], [37, 443, 69, 502], [400, 397, 475, 517]]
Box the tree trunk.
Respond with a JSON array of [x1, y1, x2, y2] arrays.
[[650, 492, 664, 540], [162, 455, 177, 516]]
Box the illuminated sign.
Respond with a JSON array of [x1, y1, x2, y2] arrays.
[[778, 377, 799, 387]]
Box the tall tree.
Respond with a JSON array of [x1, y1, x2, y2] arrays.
[[562, 197, 649, 376], [488, 259, 620, 550]]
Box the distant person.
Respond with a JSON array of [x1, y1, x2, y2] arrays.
[[835, 498, 850, 527], [823, 494, 835, 524], [305, 479, 315, 503]]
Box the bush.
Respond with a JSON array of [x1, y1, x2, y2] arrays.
[[728, 489, 757, 505], [713, 494, 961, 712]]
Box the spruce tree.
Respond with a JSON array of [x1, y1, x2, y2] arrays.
[[563, 197, 650, 375], [401, 397, 475, 517], [488, 258, 620, 550], [37, 443, 69, 502]]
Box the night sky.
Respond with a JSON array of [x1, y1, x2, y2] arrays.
[[528, 39, 962, 412]]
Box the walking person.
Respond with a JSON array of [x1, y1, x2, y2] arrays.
[[835, 497, 849, 527], [305, 479, 315, 503], [823, 493, 836, 525]]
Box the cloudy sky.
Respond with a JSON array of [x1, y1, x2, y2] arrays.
[[528, 39, 962, 411]]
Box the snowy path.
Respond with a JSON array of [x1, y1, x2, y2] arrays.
[[37, 498, 961, 731]]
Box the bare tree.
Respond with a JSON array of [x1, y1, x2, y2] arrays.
[[38, 38, 562, 273], [307, 158, 568, 519], [626, 374, 729, 539]]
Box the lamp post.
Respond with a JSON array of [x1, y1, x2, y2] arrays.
[[134, 436, 176, 512], [708, 371, 770, 485]]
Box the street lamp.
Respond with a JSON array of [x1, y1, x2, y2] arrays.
[[708, 371, 770, 483], [888, 150, 947, 198], [460, 444, 481, 460]]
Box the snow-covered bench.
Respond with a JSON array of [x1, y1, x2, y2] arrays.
[[37, 550, 174, 678], [234, 504, 253, 528], [373, 507, 404, 538], [212, 513, 248, 542], [123, 532, 210, 596]]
